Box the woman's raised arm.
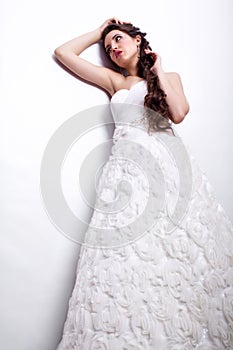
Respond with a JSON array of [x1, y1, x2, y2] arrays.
[[54, 19, 123, 95]]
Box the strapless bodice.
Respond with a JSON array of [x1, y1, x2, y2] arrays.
[[110, 80, 148, 125], [57, 75, 233, 350]]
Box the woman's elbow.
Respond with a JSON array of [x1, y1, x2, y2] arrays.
[[172, 104, 190, 124], [54, 46, 64, 58]]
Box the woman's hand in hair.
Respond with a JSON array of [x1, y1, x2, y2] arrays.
[[144, 48, 163, 75], [99, 18, 131, 35]]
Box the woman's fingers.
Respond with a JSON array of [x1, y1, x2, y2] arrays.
[[109, 18, 131, 25], [99, 18, 131, 34], [144, 48, 157, 61], [144, 48, 156, 54]]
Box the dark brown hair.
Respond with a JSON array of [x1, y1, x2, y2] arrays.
[[101, 23, 174, 134]]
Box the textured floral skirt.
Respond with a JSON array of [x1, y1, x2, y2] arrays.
[[57, 122, 233, 350]]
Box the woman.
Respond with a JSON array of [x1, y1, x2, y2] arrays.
[[54, 18, 233, 350]]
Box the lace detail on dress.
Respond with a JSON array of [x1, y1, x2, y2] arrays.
[[57, 80, 233, 350]]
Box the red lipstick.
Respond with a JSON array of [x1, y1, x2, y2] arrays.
[[115, 50, 122, 59]]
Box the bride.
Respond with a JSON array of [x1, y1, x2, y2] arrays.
[[54, 18, 233, 350]]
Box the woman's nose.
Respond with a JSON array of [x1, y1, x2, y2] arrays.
[[112, 42, 118, 50]]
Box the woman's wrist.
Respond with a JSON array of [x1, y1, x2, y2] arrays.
[[156, 67, 165, 78], [97, 23, 107, 39], [89, 26, 102, 41], [151, 65, 164, 77], [156, 69, 169, 91]]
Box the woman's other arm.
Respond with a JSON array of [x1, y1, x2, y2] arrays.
[[144, 48, 190, 124], [158, 71, 190, 124]]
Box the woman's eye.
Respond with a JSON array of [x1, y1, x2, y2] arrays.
[[106, 35, 122, 55], [115, 35, 122, 42], [106, 47, 112, 55]]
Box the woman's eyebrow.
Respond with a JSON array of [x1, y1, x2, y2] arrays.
[[111, 33, 119, 40], [105, 33, 121, 50]]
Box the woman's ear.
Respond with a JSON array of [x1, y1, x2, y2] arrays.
[[135, 35, 142, 46]]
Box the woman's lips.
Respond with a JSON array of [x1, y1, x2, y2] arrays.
[[115, 50, 122, 59]]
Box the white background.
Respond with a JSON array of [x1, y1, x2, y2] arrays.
[[1, 0, 233, 349]]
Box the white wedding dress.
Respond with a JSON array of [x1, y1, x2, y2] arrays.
[[57, 80, 233, 349]]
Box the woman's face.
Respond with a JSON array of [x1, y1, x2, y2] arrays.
[[104, 30, 141, 68]]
